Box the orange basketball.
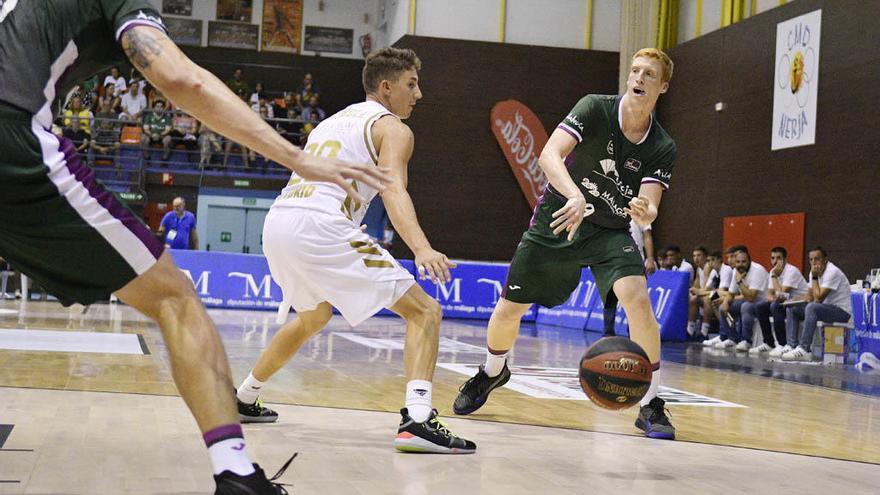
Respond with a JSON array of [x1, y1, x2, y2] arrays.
[[579, 337, 653, 410]]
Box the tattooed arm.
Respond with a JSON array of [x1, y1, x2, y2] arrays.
[[120, 26, 387, 201]]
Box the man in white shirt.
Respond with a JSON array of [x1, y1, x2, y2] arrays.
[[758, 247, 809, 356], [119, 81, 148, 121], [103, 66, 127, 97], [724, 246, 769, 351], [664, 245, 694, 284], [686, 246, 709, 339], [704, 248, 736, 347], [783, 247, 852, 361]]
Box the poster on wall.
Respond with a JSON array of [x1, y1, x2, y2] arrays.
[[261, 0, 303, 53], [164, 17, 202, 47], [208, 21, 259, 50], [304, 26, 354, 54], [771, 9, 821, 150], [217, 0, 253, 23], [489, 100, 550, 208], [162, 0, 192, 16]]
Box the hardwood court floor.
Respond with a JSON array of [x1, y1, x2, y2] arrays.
[[0, 301, 879, 494]]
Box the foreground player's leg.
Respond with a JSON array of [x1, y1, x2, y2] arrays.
[[613, 275, 675, 440], [236, 303, 333, 423], [389, 285, 475, 454], [115, 253, 286, 493], [452, 298, 528, 415]]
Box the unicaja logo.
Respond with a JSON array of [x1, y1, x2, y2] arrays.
[[490, 100, 550, 208]]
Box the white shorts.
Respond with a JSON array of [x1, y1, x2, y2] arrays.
[[263, 207, 415, 326]]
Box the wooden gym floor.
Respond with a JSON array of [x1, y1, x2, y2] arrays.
[[0, 300, 878, 494]]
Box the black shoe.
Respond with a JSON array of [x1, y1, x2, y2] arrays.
[[214, 455, 296, 495], [238, 398, 279, 423], [634, 397, 676, 440], [452, 363, 510, 415], [393, 408, 476, 454]]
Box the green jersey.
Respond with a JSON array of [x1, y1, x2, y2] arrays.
[[525, 94, 676, 246], [144, 111, 171, 134], [0, 0, 165, 127]]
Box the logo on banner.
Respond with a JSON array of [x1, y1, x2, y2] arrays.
[[490, 100, 550, 208], [772, 9, 821, 150]]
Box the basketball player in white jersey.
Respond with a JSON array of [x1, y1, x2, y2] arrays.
[[234, 48, 475, 454]]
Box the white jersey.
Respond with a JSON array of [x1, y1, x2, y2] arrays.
[[272, 100, 393, 225]]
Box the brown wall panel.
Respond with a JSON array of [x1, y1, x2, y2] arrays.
[[656, 0, 879, 278]]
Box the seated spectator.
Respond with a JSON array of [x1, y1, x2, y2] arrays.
[[300, 95, 325, 122], [129, 69, 147, 94], [62, 82, 94, 114], [252, 97, 274, 119], [89, 114, 121, 169], [783, 247, 852, 361], [708, 246, 746, 348], [226, 67, 251, 96], [724, 246, 770, 352], [249, 82, 265, 106], [686, 246, 709, 339], [663, 245, 694, 284], [63, 116, 90, 154], [103, 66, 127, 97], [198, 122, 223, 169], [295, 72, 320, 109], [141, 100, 173, 162], [695, 251, 731, 343], [63, 96, 93, 135], [170, 111, 200, 152], [759, 247, 809, 356], [119, 81, 147, 122], [98, 83, 121, 114]]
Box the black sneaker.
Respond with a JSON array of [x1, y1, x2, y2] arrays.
[[452, 363, 510, 415], [238, 398, 279, 424], [635, 397, 676, 440], [214, 454, 296, 495], [393, 408, 476, 454]]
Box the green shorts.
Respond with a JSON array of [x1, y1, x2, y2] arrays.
[[503, 222, 645, 308], [0, 102, 163, 305]]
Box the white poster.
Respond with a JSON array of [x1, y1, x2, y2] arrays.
[[772, 9, 821, 150]]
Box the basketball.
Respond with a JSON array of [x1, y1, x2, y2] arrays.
[[579, 337, 653, 410]]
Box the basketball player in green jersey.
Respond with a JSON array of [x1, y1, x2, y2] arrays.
[[454, 48, 678, 439]]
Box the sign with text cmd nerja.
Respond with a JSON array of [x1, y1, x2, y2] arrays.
[[772, 9, 821, 150], [490, 100, 550, 208]]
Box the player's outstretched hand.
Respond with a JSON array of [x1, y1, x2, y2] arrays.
[[295, 153, 391, 203], [624, 195, 656, 227], [550, 194, 588, 241], [415, 249, 457, 285]]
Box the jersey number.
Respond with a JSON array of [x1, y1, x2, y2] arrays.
[[304, 140, 342, 159]]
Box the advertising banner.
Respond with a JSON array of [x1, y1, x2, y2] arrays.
[[772, 9, 821, 150], [490, 100, 550, 208]]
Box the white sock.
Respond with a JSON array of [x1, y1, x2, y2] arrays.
[[484, 350, 508, 377], [405, 380, 433, 423], [640, 366, 661, 407], [686, 321, 695, 335], [208, 438, 255, 476], [236, 372, 265, 405], [701, 322, 711, 336]]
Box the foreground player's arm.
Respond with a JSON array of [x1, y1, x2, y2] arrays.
[[625, 183, 663, 228], [120, 25, 387, 202], [375, 118, 455, 284], [538, 129, 587, 241], [643, 228, 657, 274]]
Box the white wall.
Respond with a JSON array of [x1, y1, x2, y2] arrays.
[[377, 0, 411, 48], [591, 0, 621, 51], [415, 0, 500, 43], [506, 0, 586, 49]]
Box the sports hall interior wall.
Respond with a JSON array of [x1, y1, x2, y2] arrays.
[[391, 35, 619, 261], [655, 0, 878, 277]]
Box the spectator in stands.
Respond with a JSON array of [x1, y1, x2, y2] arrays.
[[88, 114, 120, 168], [726, 246, 770, 352], [686, 246, 709, 339], [119, 81, 147, 122], [63, 96, 93, 136], [63, 116, 90, 155], [141, 99, 173, 162], [253, 97, 274, 119], [198, 122, 223, 170], [663, 245, 694, 283], [157, 197, 199, 250], [103, 66, 127, 97], [170, 111, 200, 154], [692, 250, 726, 342], [249, 82, 265, 106], [226, 67, 250, 96], [783, 247, 853, 361], [759, 247, 810, 356], [62, 81, 94, 114], [300, 111, 320, 147], [98, 83, 121, 114], [300, 95, 326, 122], [710, 245, 747, 349], [295, 72, 320, 109]]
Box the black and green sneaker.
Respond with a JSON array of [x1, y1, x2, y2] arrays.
[[452, 363, 511, 415], [238, 398, 279, 424], [393, 408, 476, 454], [214, 454, 296, 495], [635, 397, 676, 440]]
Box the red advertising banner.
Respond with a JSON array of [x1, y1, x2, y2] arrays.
[[490, 100, 550, 208]]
